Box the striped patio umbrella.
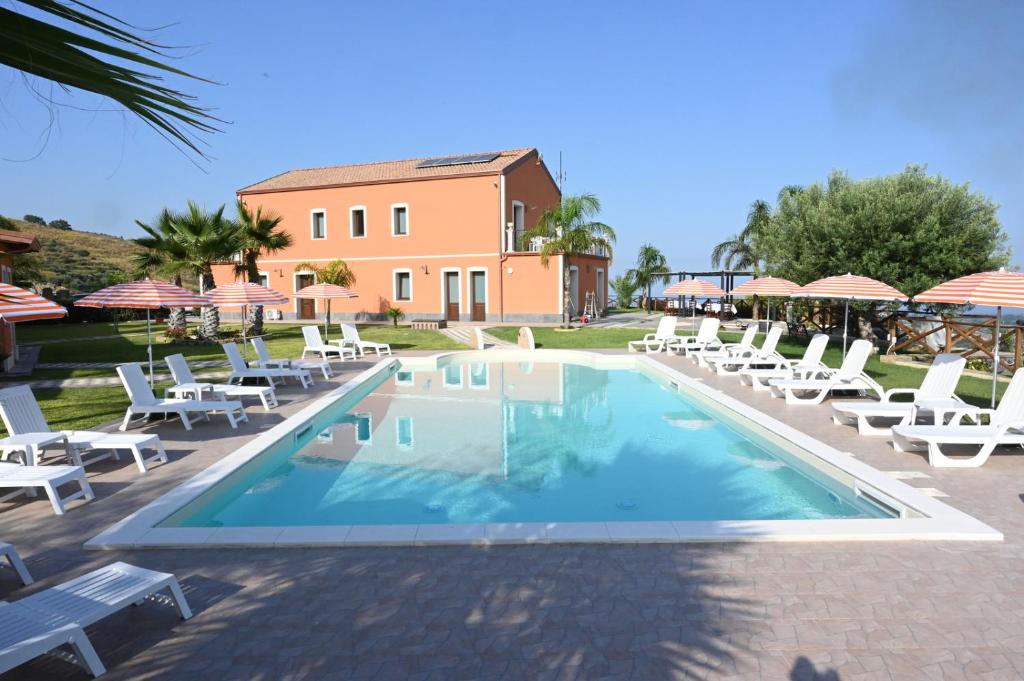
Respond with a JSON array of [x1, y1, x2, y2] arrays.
[[0, 282, 67, 322], [914, 267, 1024, 406], [295, 283, 358, 339], [729, 276, 801, 325], [791, 273, 908, 357], [76, 280, 211, 385], [663, 278, 728, 325], [206, 282, 288, 357]]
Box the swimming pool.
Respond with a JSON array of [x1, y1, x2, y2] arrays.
[[87, 350, 1002, 547]]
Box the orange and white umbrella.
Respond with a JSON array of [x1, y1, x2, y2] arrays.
[[76, 280, 211, 385], [0, 282, 67, 322], [206, 282, 289, 356], [663, 278, 727, 324], [730, 276, 801, 325], [914, 267, 1024, 405], [296, 283, 357, 339], [792, 273, 908, 356]]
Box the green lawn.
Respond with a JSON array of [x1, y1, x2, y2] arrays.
[[488, 325, 1006, 408], [17, 320, 152, 343]]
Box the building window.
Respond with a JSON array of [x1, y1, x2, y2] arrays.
[[257, 272, 269, 288], [393, 270, 412, 301], [396, 416, 414, 449], [311, 210, 327, 240], [512, 201, 525, 250], [391, 204, 408, 236], [350, 206, 366, 238], [355, 413, 372, 444]]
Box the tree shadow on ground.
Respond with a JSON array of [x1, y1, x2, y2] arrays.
[[791, 655, 841, 680]]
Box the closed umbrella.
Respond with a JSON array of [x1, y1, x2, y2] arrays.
[[205, 282, 288, 358], [663, 278, 728, 328], [914, 267, 1024, 406], [729, 276, 801, 328], [791, 273, 907, 357], [76, 280, 211, 386], [295, 283, 358, 339]]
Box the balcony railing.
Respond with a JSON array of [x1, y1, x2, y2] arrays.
[[506, 235, 607, 257]]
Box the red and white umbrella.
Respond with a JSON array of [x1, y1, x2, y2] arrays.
[[663, 278, 728, 325], [76, 280, 211, 385], [791, 273, 908, 356], [730, 276, 801, 325], [295, 283, 357, 339], [206, 282, 289, 356], [0, 283, 67, 322], [914, 267, 1024, 406]]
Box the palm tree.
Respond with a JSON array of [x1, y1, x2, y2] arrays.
[[610, 274, 639, 309], [626, 244, 670, 312], [293, 260, 357, 331], [522, 193, 616, 327], [711, 199, 772, 271], [2, 1, 221, 160], [234, 200, 292, 335], [168, 202, 240, 339], [133, 208, 189, 331]]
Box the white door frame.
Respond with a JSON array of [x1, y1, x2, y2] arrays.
[[439, 267, 462, 317]]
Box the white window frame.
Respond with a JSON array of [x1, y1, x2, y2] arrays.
[[257, 270, 270, 289], [349, 205, 367, 239], [390, 203, 409, 237], [439, 267, 462, 316], [568, 264, 580, 315], [596, 268, 605, 311], [392, 268, 413, 302], [396, 416, 414, 449], [310, 208, 327, 240], [511, 200, 525, 251], [294, 270, 317, 315], [466, 267, 488, 318]]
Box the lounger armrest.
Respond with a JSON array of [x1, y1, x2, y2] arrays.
[[641, 333, 658, 342], [883, 388, 919, 403], [996, 419, 1024, 436]]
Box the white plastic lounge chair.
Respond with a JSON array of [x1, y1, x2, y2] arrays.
[[627, 316, 680, 353], [739, 334, 830, 391], [832, 354, 976, 436], [0, 561, 192, 678], [769, 339, 883, 405], [0, 607, 104, 677], [223, 342, 313, 388], [338, 323, 392, 357], [251, 337, 333, 380], [0, 461, 93, 515], [117, 363, 247, 432], [891, 368, 1024, 467], [470, 327, 485, 350], [301, 326, 351, 361], [0, 385, 167, 473], [166, 353, 277, 411], [666, 318, 722, 356], [518, 326, 536, 349], [1, 542, 32, 585], [693, 324, 758, 367], [705, 327, 784, 375]]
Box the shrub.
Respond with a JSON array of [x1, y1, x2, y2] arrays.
[[48, 219, 72, 231], [23, 214, 45, 225], [387, 306, 405, 327], [0, 215, 16, 231]]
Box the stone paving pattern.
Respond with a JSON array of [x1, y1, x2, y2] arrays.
[[2, 350, 1024, 680]]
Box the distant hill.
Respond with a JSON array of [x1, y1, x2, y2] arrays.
[[0, 217, 143, 292]]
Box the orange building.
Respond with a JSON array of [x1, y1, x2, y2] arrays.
[[212, 148, 609, 323], [0, 229, 41, 370]]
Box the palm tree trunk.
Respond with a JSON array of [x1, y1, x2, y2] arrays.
[[248, 305, 263, 336], [169, 274, 187, 331], [200, 269, 219, 339], [563, 262, 571, 327]]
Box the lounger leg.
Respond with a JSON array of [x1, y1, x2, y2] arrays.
[[166, 578, 193, 619], [120, 408, 134, 432], [42, 482, 66, 515], [928, 440, 998, 468], [178, 410, 193, 431], [5, 548, 32, 585], [784, 386, 829, 406], [129, 445, 148, 473], [67, 628, 107, 677]]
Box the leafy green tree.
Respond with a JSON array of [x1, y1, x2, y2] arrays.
[[234, 200, 293, 335], [610, 274, 639, 309], [387, 306, 405, 328], [711, 199, 772, 271], [0, 215, 17, 230], [23, 215, 45, 225], [293, 260, 357, 331], [524, 193, 615, 327], [133, 208, 190, 330], [47, 219, 72, 231], [626, 244, 670, 312]]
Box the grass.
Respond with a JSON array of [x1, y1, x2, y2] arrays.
[[488, 325, 1006, 408], [17, 320, 151, 343]]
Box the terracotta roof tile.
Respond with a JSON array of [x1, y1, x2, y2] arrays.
[[240, 148, 536, 193]]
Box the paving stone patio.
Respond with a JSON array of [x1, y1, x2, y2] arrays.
[[2, 350, 1024, 680]]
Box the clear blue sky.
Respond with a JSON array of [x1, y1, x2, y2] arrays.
[[1, 0, 1021, 282]]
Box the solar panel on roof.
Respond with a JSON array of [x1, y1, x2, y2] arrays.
[[415, 153, 500, 169]]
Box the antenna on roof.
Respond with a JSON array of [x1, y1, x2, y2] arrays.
[[556, 151, 566, 192]]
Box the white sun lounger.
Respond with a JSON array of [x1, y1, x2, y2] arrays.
[[666, 318, 722, 356], [0, 561, 192, 677], [769, 339, 883, 405], [251, 337, 333, 380], [223, 342, 312, 388], [891, 369, 1024, 467], [338, 323, 392, 357], [0, 385, 167, 473], [739, 334, 830, 391], [627, 316, 680, 353], [1, 542, 32, 585], [166, 353, 277, 411], [117, 363, 247, 432], [693, 324, 757, 367], [832, 354, 976, 436], [705, 327, 784, 375], [301, 326, 353, 361], [0, 461, 93, 515]]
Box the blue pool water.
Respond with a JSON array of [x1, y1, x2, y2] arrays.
[[161, 359, 887, 527]]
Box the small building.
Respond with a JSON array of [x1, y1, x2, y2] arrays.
[[0, 229, 42, 370], [213, 148, 609, 323]]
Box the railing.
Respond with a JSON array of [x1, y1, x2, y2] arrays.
[[522, 237, 608, 257], [887, 313, 1023, 372]]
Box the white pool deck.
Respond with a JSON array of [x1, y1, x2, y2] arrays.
[[84, 349, 1001, 549]]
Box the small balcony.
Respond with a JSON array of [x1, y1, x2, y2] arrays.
[[505, 233, 608, 258]]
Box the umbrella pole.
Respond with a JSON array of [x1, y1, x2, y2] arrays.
[[992, 306, 1002, 408], [325, 299, 331, 340], [146, 308, 154, 387], [843, 300, 849, 357], [242, 305, 248, 360]]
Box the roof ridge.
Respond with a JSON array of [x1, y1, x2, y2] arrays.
[[284, 147, 533, 174]]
